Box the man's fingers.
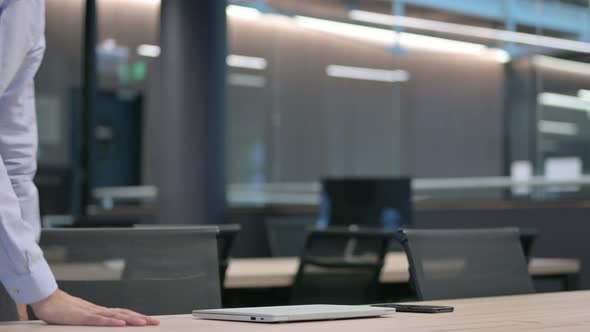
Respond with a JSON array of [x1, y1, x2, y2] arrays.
[[144, 316, 161, 325], [81, 313, 126, 327], [16, 304, 28, 321], [99, 310, 148, 326], [114, 308, 160, 326], [146, 317, 161, 325]]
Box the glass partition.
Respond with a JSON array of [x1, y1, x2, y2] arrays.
[[39, 0, 590, 211], [225, 0, 590, 206]]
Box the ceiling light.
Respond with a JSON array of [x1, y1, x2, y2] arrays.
[[127, 0, 161, 3], [294, 15, 507, 62], [489, 49, 511, 64], [350, 10, 590, 54], [226, 54, 268, 70], [326, 65, 409, 83], [226, 5, 261, 20], [399, 32, 486, 55], [97, 38, 128, 59], [538, 120, 579, 136], [229, 73, 267, 88], [100, 38, 117, 51], [400, 32, 510, 61], [294, 16, 395, 45], [578, 89, 590, 101], [137, 44, 161, 58], [533, 56, 590, 76], [538, 92, 590, 112]]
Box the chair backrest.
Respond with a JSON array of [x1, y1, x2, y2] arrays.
[[216, 224, 241, 284], [40, 227, 221, 315], [0, 286, 18, 322], [290, 228, 393, 305], [42, 215, 145, 228], [265, 217, 317, 257], [320, 177, 413, 229], [519, 228, 538, 263], [396, 228, 534, 301], [132, 224, 241, 284]]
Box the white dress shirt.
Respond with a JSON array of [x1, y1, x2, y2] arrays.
[[0, 0, 58, 304]]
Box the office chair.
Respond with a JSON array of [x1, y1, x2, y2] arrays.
[[0, 286, 18, 322], [39, 227, 221, 315], [265, 217, 317, 257], [519, 228, 538, 263], [132, 224, 241, 285], [216, 224, 241, 284], [42, 215, 143, 228], [289, 228, 393, 305], [320, 177, 413, 229], [396, 228, 535, 301]]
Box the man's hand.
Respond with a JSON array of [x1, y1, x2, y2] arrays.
[[17, 304, 28, 321], [30, 289, 160, 327]]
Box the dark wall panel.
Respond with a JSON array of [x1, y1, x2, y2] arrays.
[[402, 53, 505, 178]]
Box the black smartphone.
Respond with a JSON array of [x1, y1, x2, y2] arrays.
[[370, 303, 454, 313]]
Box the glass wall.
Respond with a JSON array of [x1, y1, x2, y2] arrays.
[[225, 0, 590, 204], [38, 0, 590, 212], [35, 0, 84, 214], [37, 0, 160, 214], [38, 0, 83, 167]]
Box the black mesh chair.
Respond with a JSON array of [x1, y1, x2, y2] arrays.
[[396, 228, 535, 301], [289, 228, 393, 305], [216, 224, 241, 284], [0, 286, 18, 322], [265, 217, 317, 257], [39, 227, 221, 315], [132, 224, 241, 285], [519, 228, 538, 263]]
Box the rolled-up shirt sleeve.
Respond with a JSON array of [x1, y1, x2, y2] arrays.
[[0, 0, 58, 304], [0, 122, 58, 305]]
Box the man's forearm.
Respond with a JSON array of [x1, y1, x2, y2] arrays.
[[0, 154, 58, 304]]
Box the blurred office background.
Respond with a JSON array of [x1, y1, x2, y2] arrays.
[[36, 0, 590, 288]]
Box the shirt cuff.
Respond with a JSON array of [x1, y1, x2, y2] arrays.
[[1, 259, 58, 304]]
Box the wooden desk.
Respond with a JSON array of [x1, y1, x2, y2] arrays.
[[3, 290, 590, 331], [224, 253, 581, 289]]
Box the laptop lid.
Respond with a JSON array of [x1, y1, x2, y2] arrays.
[[193, 304, 394, 323]]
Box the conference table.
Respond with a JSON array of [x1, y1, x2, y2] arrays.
[[3, 290, 590, 331], [224, 253, 581, 290]]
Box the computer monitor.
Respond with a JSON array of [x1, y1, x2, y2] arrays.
[[318, 177, 413, 230]]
